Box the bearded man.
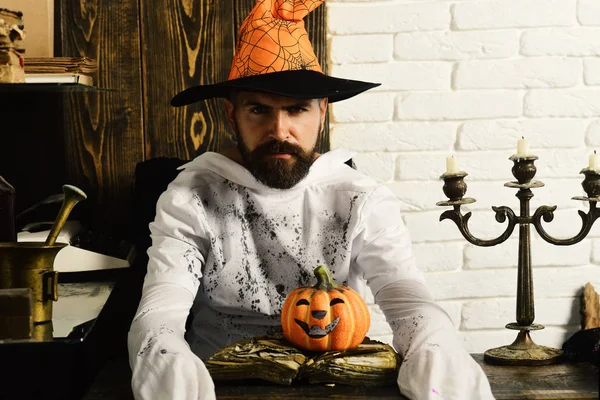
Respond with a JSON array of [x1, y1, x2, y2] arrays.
[[127, 1, 495, 399]]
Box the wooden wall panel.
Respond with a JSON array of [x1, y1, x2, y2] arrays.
[[306, 3, 331, 153], [59, 0, 144, 232], [144, 0, 330, 161], [53, 0, 329, 233], [141, 0, 236, 160]]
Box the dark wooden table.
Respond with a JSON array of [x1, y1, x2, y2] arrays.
[[82, 354, 599, 400]]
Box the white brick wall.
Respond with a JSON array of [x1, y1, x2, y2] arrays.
[[327, 0, 600, 353]]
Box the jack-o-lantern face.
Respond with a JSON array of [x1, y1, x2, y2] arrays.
[[281, 265, 370, 352]]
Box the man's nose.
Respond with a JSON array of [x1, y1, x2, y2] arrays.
[[269, 111, 290, 141]]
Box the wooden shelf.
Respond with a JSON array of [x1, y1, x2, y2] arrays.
[[0, 83, 111, 93]]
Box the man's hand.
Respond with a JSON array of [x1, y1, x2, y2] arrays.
[[376, 280, 495, 399], [397, 344, 493, 399], [128, 282, 216, 400], [130, 330, 215, 400]]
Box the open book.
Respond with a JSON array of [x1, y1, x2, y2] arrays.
[[205, 335, 401, 386]]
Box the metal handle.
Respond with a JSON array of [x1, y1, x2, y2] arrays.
[[44, 271, 59, 302], [45, 185, 87, 246]]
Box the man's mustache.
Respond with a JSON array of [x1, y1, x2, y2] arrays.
[[252, 141, 303, 158]]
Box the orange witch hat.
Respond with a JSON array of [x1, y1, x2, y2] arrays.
[[171, 0, 379, 107]]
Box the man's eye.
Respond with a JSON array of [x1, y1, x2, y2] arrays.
[[288, 107, 307, 114], [250, 107, 267, 114]]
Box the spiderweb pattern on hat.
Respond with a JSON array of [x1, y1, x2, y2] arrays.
[[228, 0, 324, 80]]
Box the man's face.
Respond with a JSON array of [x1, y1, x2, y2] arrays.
[[224, 91, 328, 189]]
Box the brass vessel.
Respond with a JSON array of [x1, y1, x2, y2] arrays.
[[0, 242, 66, 324], [0, 184, 87, 336]]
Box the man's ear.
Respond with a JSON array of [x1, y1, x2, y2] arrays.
[[319, 97, 329, 127], [224, 99, 237, 134]]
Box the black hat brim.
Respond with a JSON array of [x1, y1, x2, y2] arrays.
[[170, 70, 380, 107]]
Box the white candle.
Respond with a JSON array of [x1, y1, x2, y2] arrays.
[[516, 137, 530, 157], [589, 151, 599, 171], [446, 156, 459, 174]]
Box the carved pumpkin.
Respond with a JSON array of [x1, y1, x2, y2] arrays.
[[281, 265, 370, 351]]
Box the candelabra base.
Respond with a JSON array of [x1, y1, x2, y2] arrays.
[[484, 330, 563, 366]]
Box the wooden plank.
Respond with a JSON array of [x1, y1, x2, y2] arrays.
[[141, 0, 235, 160], [215, 384, 403, 399], [305, 2, 330, 153], [59, 0, 144, 232], [82, 354, 599, 400], [80, 356, 404, 400], [233, 0, 252, 29], [474, 354, 599, 400]]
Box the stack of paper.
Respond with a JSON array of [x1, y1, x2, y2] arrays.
[[24, 57, 97, 74], [24, 57, 97, 85]]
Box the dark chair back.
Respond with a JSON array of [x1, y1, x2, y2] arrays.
[[131, 157, 188, 267]]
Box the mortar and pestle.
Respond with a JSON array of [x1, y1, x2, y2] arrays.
[[0, 185, 87, 339]]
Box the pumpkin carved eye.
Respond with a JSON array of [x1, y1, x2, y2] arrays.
[[296, 299, 310, 306], [330, 298, 345, 306]]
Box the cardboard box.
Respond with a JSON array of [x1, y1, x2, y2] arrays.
[[2, 0, 54, 58]]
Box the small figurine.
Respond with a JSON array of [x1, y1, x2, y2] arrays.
[[0, 8, 25, 83]]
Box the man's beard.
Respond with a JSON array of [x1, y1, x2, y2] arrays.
[[236, 130, 318, 190]]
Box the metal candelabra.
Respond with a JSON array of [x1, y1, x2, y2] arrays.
[[437, 153, 600, 366]]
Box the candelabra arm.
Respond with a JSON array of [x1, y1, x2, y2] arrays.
[[440, 205, 518, 247], [532, 203, 600, 246]]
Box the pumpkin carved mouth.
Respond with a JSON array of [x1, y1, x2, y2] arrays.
[[294, 317, 340, 338]]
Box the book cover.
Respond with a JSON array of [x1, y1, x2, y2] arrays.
[[24, 73, 93, 86]]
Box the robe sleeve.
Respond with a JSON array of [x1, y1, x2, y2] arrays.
[[352, 186, 495, 399], [128, 188, 216, 399]]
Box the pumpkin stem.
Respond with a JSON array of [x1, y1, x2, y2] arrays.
[[314, 265, 338, 290]]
